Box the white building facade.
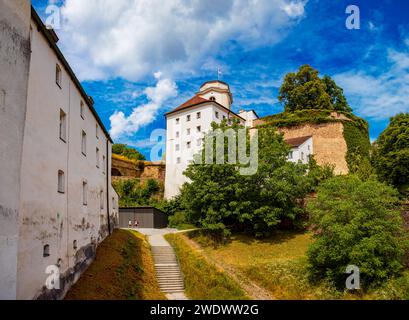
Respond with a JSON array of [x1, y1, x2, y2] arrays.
[[286, 136, 314, 164], [0, 3, 119, 300], [165, 81, 257, 199]]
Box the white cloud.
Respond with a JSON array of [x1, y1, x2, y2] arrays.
[[333, 48, 409, 119], [58, 0, 307, 81], [109, 72, 177, 139]]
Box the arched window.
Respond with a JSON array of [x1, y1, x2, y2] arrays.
[[43, 244, 50, 257], [209, 96, 216, 102]]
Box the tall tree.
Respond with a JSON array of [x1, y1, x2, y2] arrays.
[[278, 65, 352, 113], [372, 113, 409, 193]]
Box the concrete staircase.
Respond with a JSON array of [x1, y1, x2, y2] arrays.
[[151, 246, 186, 296]]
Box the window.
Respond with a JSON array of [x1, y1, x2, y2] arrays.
[[176, 118, 180, 124], [96, 124, 99, 139], [55, 64, 62, 87], [197, 126, 201, 133], [96, 148, 100, 168], [187, 141, 191, 149], [81, 130, 87, 155], [197, 112, 201, 119], [223, 115, 226, 120], [187, 114, 191, 122], [80, 101, 85, 119], [58, 170, 65, 193], [301, 152, 304, 161], [176, 131, 180, 138], [102, 155, 106, 174], [215, 111, 219, 119], [112, 197, 116, 210], [176, 157, 181, 164], [210, 96, 216, 102], [176, 144, 180, 151], [100, 190, 104, 209], [187, 128, 191, 135], [43, 244, 50, 257], [288, 151, 293, 159], [82, 181, 88, 205], [73, 240, 77, 250], [59, 109, 67, 142]]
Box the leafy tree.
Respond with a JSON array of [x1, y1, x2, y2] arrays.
[[278, 65, 352, 113], [179, 120, 320, 237], [307, 175, 407, 289], [112, 143, 146, 161], [372, 113, 409, 194]]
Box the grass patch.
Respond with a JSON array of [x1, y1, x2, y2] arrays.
[[165, 233, 249, 300], [174, 223, 197, 231], [65, 229, 165, 300], [187, 230, 409, 300]]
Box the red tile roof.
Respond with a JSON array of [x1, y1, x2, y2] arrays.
[[165, 95, 245, 121], [285, 136, 312, 147]]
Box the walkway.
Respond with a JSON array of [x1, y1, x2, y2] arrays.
[[137, 228, 188, 300]]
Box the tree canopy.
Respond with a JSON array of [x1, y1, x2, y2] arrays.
[[307, 175, 407, 289], [178, 119, 332, 237], [372, 113, 409, 193], [278, 65, 352, 113], [112, 143, 146, 161]]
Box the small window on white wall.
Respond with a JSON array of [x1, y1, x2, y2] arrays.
[[96, 124, 99, 139], [187, 114, 191, 122], [96, 147, 100, 168], [288, 151, 293, 159], [58, 170, 65, 193], [81, 130, 87, 155], [210, 96, 216, 102], [56, 64, 62, 88], [100, 190, 104, 209], [301, 152, 304, 161], [59, 109, 67, 142], [197, 112, 201, 119], [187, 128, 191, 135], [176, 144, 180, 151], [176, 118, 180, 124], [215, 111, 219, 119], [177, 157, 181, 164], [82, 181, 88, 205], [102, 155, 106, 174], [197, 126, 201, 132], [176, 131, 180, 138], [187, 141, 191, 149]]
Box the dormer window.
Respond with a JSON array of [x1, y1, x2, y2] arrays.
[[209, 97, 216, 102]]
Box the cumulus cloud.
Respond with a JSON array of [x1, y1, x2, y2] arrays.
[[334, 48, 409, 119], [109, 72, 177, 139], [58, 0, 307, 81]]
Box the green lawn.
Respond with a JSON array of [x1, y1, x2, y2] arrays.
[[187, 230, 409, 300], [165, 233, 249, 300]]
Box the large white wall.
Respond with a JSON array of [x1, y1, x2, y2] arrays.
[[0, 0, 31, 300], [14, 14, 118, 300]]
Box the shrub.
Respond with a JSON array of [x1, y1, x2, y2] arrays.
[[307, 175, 408, 289]]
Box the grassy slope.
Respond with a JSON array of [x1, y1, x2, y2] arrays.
[[165, 233, 249, 300], [65, 229, 166, 300], [188, 230, 409, 300]]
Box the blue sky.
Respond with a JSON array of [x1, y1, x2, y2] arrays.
[[33, 0, 409, 159]]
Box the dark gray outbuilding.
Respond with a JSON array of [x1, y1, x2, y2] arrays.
[[119, 207, 168, 229]]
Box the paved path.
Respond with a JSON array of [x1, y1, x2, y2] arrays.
[[136, 228, 188, 300]]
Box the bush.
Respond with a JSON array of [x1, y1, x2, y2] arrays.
[[307, 175, 408, 289], [168, 211, 189, 227]]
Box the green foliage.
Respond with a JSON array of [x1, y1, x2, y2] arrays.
[[168, 211, 190, 228], [372, 113, 409, 193], [112, 178, 161, 207], [307, 175, 408, 289], [112, 144, 146, 161], [278, 65, 352, 113], [179, 121, 323, 237], [342, 121, 372, 175]]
